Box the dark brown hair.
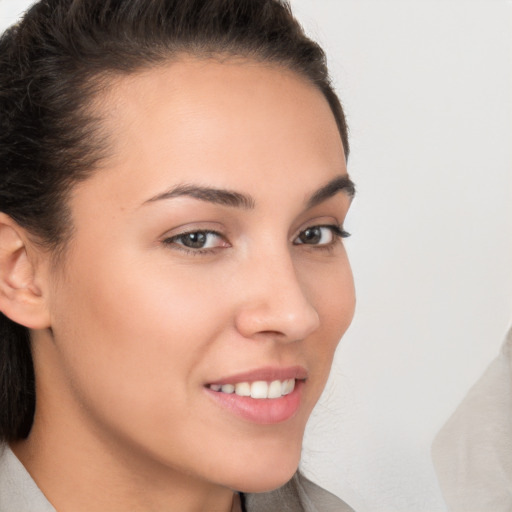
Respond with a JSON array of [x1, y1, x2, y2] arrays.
[[0, 0, 349, 441]]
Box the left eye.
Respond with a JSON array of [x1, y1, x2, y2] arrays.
[[294, 225, 347, 246], [164, 230, 226, 250]]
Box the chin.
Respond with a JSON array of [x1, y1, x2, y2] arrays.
[[225, 445, 302, 494], [232, 470, 299, 494]]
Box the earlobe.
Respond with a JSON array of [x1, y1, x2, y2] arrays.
[[0, 213, 51, 329]]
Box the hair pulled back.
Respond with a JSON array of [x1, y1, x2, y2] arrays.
[[0, 0, 349, 441]]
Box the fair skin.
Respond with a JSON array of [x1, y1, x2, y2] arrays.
[[2, 57, 355, 512]]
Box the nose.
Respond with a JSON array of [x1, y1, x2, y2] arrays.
[[234, 249, 320, 343]]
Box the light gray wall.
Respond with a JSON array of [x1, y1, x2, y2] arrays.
[[1, 1, 511, 510], [294, 2, 512, 511]]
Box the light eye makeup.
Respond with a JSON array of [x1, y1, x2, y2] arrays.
[[293, 224, 350, 247], [162, 229, 229, 255], [161, 223, 350, 256]]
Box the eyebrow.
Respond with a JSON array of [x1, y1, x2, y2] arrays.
[[306, 175, 355, 208], [144, 183, 255, 209], [143, 175, 355, 209]]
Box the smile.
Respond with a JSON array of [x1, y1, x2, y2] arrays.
[[204, 367, 307, 424], [208, 379, 296, 399]]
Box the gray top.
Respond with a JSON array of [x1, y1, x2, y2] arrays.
[[0, 444, 354, 512]]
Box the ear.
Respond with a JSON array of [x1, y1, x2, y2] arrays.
[[0, 213, 51, 329]]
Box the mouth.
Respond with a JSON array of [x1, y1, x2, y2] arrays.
[[207, 379, 296, 399], [204, 367, 307, 424]]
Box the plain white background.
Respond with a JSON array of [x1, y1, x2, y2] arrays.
[[1, 1, 511, 511]]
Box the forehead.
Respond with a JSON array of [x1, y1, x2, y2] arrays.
[[84, 57, 346, 207]]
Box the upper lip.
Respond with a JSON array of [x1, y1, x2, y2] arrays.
[[207, 365, 308, 386]]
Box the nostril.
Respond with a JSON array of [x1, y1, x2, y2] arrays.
[[234, 303, 320, 343], [259, 330, 284, 337]]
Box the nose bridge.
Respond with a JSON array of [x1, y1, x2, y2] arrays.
[[234, 244, 320, 341]]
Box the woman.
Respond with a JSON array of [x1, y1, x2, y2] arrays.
[[0, 0, 356, 510]]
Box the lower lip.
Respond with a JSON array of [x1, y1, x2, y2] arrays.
[[204, 380, 304, 425]]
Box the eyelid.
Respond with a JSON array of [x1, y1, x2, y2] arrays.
[[158, 218, 350, 256], [293, 223, 350, 246], [159, 220, 225, 237], [161, 228, 230, 254], [293, 218, 350, 239]]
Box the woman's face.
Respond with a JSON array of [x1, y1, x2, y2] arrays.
[[36, 58, 355, 493]]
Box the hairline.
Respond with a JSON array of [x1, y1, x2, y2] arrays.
[[46, 52, 348, 268]]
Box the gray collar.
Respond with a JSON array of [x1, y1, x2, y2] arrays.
[[0, 444, 55, 512]]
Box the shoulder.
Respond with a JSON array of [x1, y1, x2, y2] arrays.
[[0, 443, 56, 512], [245, 472, 356, 512]]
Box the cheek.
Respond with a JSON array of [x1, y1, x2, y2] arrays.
[[301, 253, 355, 366], [307, 249, 354, 324], [49, 252, 230, 422]]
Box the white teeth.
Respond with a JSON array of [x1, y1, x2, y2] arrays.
[[250, 381, 268, 399], [283, 379, 295, 395], [268, 380, 283, 399], [221, 384, 235, 394], [235, 382, 251, 396], [209, 379, 297, 399]]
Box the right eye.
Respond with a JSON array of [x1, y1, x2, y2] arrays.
[[162, 230, 229, 252]]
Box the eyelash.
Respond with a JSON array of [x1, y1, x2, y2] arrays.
[[162, 224, 350, 256], [162, 230, 226, 256]]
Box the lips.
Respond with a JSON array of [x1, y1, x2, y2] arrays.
[[204, 366, 307, 424], [207, 365, 308, 386]]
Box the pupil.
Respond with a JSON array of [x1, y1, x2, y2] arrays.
[[183, 232, 206, 248], [301, 227, 321, 244]]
